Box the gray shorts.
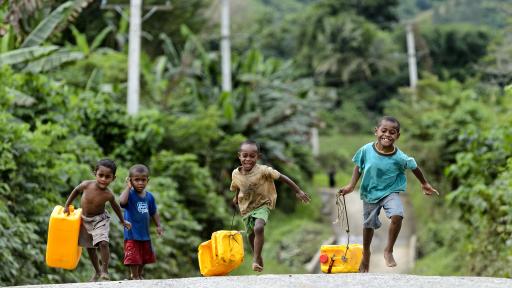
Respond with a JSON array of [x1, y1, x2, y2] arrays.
[[78, 211, 110, 248], [363, 192, 404, 229]]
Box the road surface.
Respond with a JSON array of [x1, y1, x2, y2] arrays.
[[12, 274, 512, 288]]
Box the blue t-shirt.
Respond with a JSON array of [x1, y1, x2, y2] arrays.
[[121, 188, 157, 241], [353, 142, 417, 204]]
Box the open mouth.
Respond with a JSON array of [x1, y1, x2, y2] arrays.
[[380, 137, 393, 145]]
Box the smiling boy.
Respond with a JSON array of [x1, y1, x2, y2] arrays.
[[230, 140, 311, 272], [338, 116, 438, 272]]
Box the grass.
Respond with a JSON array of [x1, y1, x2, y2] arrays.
[[318, 133, 373, 158], [413, 247, 463, 276], [315, 133, 373, 188]]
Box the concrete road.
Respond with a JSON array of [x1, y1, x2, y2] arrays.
[[12, 274, 512, 288]]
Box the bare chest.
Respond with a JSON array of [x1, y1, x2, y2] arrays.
[[80, 188, 112, 216]]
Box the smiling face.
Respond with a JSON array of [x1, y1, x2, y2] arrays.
[[238, 143, 260, 172], [374, 120, 400, 149], [94, 165, 116, 189]]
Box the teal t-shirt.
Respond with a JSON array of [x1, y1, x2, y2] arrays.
[[353, 142, 417, 203]]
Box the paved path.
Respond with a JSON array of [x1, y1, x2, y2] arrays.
[[12, 274, 512, 288], [319, 188, 416, 273]]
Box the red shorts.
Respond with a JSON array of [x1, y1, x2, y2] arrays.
[[124, 240, 156, 265]]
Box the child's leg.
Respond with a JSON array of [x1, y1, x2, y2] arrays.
[[98, 241, 110, 280], [138, 265, 144, 279], [361, 201, 381, 273], [252, 219, 265, 272], [384, 215, 402, 267], [129, 265, 140, 280], [382, 193, 405, 268], [360, 228, 374, 273], [86, 248, 101, 281], [248, 233, 255, 252]]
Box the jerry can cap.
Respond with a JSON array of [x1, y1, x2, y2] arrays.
[[319, 254, 329, 264]]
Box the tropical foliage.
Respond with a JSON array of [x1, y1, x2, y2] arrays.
[[1, 0, 512, 285]]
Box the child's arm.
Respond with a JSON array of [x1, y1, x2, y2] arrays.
[[232, 190, 239, 208], [119, 177, 132, 206], [338, 165, 361, 195], [412, 167, 439, 196], [151, 212, 164, 236], [278, 174, 311, 203], [64, 182, 84, 214], [109, 194, 132, 229]]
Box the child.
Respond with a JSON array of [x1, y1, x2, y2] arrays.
[[119, 164, 163, 280], [338, 116, 439, 272], [230, 140, 311, 272], [64, 159, 132, 281]]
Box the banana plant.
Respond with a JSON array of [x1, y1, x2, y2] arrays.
[[0, 0, 98, 73], [68, 24, 114, 56], [143, 27, 320, 162]]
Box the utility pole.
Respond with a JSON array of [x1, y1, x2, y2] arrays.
[[220, 0, 232, 92], [311, 127, 319, 156], [406, 22, 418, 103], [127, 0, 142, 115], [101, 1, 172, 115]]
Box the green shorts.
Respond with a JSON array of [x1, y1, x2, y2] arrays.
[[242, 206, 270, 235]]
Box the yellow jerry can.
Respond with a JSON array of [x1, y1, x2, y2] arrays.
[[319, 244, 363, 273], [46, 205, 82, 270], [198, 230, 244, 276]]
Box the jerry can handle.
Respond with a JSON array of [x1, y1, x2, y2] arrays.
[[63, 205, 74, 214]]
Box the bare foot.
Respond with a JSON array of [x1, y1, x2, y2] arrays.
[[89, 273, 100, 282], [252, 262, 263, 272], [359, 251, 371, 273], [384, 251, 397, 267], [99, 273, 110, 281]]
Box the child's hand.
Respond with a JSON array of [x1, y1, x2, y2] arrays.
[[296, 190, 311, 203], [63, 205, 70, 215], [156, 226, 164, 237], [338, 185, 354, 196], [422, 183, 439, 196], [125, 177, 132, 188], [123, 221, 132, 230]]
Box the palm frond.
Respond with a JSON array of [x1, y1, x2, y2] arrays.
[[22, 48, 84, 73]]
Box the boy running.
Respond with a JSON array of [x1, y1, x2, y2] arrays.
[[338, 116, 439, 272], [230, 140, 311, 272]]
